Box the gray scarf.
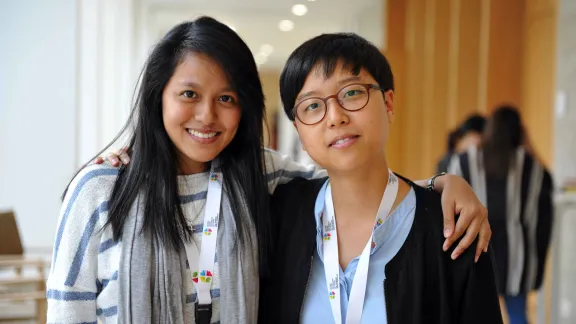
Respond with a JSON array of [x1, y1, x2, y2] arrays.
[[117, 191, 259, 323]]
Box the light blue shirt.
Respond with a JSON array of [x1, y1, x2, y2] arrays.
[[301, 181, 416, 324]]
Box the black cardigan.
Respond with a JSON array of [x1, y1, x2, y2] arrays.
[[259, 177, 503, 324]]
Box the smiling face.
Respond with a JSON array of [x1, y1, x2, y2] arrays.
[[162, 52, 241, 174], [293, 62, 395, 173]]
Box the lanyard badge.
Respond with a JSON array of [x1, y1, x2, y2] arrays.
[[183, 164, 223, 323], [322, 170, 398, 324]]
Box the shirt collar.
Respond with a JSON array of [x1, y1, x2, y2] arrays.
[[313, 179, 416, 257]]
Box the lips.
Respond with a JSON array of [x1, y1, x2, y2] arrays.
[[186, 129, 220, 139], [329, 134, 359, 147]]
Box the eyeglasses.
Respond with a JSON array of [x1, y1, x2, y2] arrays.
[[293, 83, 387, 125]]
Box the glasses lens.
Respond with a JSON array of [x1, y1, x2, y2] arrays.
[[296, 98, 326, 125], [338, 84, 369, 111]]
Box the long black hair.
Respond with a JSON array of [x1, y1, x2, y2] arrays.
[[482, 105, 524, 178], [64, 17, 270, 269]]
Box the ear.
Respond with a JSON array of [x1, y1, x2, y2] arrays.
[[384, 90, 395, 123]]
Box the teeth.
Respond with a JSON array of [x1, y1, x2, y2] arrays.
[[335, 137, 352, 145], [188, 129, 218, 139]]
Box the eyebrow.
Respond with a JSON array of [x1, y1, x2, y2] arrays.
[[296, 75, 363, 102], [336, 75, 362, 87], [178, 80, 234, 93]]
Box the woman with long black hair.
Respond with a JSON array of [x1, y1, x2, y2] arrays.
[[49, 16, 490, 324], [450, 106, 554, 324]]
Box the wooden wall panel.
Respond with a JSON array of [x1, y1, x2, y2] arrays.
[[384, 0, 407, 172], [522, 1, 557, 168], [485, 0, 526, 112], [427, 0, 452, 171], [384, 0, 556, 179]]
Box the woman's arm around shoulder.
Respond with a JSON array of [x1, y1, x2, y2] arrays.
[[47, 164, 119, 323], [263, 148, 326, 193]]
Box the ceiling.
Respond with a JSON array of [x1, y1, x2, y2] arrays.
[[142, 0, 385, 70]]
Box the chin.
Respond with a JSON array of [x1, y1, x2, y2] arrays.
[[185, 151, 219, 163], [178, 147, 222, 171], [324, 156, 366, 172]]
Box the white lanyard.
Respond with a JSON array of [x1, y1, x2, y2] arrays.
[[183, 164, 222, 306], [322, 170, 399, 324]]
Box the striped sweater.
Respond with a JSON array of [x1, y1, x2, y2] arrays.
[[46, 149, 325, 324]]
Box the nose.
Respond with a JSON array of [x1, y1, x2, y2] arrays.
[[195, 100, 217, 125], [325, 98, 350, 128]]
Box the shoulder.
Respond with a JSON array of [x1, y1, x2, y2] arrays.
[[63, 163, 120, 206], [272, 177, 327, 202], [413, 183, 445, 232], [270, 177, 327, 225], [263, 148, 289, 171], [525, 152, 553, 180], [397, 174, 444, 224]]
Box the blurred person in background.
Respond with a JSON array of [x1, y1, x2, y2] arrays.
[[449, 105, 554, 324], [454, 114, 486, 153], [436, 128, 462, 173]]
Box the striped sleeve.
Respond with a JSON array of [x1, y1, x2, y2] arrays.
[[47, 164, 118, 324], [263, 148, 327, 194]]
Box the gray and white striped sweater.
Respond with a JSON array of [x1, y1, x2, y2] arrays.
[[46, 149, 325, 324]]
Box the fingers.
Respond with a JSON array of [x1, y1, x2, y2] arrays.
[[119, 151, 131, 165], [93, 157, 104, 165], [441, 199, 456, 242], [106, 153, 121, 167], [477, 217, 492, 255], [448, 208, 490, 262], [451, 217, 482, 261], [443, 204, 473, 252]]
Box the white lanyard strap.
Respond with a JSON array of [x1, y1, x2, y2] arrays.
[[183, 164, 222, 306], [322, 170, 399, 324]]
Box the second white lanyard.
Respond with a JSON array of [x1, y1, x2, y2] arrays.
[[322, 170, 399, 324], [184, 166, 222, 306]]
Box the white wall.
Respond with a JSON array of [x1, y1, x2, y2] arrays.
[[0, 0, 139, 252], [0, 0, 78, 251]]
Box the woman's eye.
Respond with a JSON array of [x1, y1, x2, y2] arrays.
[[305, 103, 320, 111], [344, 90, 362, 97], [219, 95, 236, 104], [182, 90, 197, 98]]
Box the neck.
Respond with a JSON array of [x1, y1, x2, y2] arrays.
[[328, 155, 391, 222], [178, 156, 209, 175]]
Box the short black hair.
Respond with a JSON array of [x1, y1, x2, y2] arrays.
[[280, 33, 394, 120], [459, 114, 486, 135]]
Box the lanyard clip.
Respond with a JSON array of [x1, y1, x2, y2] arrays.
[[195, 303, 212, 324]]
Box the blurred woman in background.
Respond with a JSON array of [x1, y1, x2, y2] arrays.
[[449, 105, 554, 324]]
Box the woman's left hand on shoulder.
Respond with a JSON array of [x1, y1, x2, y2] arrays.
[[438, 174, 491, 263]]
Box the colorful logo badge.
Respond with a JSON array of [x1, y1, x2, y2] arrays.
[[329, 291, 336, 299], [204, 228, 213, 236], [374, 218, 383, 230], [323, 233, 331, 241], [210, 173, 218, 182], [192, 270, 213, 283]]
